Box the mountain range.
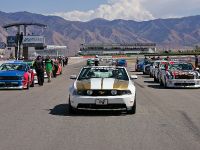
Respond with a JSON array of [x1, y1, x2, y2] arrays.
[[0, 11, 200, 55]]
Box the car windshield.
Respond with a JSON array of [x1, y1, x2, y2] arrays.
[[78, 67, 129, 81], [169, 63, 193, 71], [0, 63, 26, 71]]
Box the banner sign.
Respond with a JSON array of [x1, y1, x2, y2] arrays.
[[46, 45, 67, 50], [23, 36, 45, 44], [7, 36, 16, 47]]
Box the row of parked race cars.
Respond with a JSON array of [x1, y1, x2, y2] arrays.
[[135, 58, 200, 88], [0, 60, 63, 90], [87, 58, 127, 67]]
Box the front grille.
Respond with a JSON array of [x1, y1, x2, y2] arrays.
[[174, 83, 195, 86], [0, 76, 20, 80], [175, 75, 194, 79], [78, 90, 130, 96], [77, 104, 127, 109]]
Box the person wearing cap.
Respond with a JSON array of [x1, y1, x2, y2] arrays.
[[33, 56, 44, 86], [94, 55, 100, 66]]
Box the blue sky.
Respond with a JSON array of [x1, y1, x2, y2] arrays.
[[0, 0, 200, 21], [0, 0, 107, 13]]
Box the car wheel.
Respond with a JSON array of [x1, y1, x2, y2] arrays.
[[127, 96, 136, 114], [26, 82, 30, 90], [164, 78, 168, 88], [160, 79, 164, 86], [30, 80, 34, 87], [150, 73, 152, 78], [154, 76, 157, 82], [68, 96, 76, 114]]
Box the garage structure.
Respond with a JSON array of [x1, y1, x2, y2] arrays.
[[79, 43, 156, 55]]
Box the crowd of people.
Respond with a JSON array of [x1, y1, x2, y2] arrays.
[[33, 56, 68, 86]]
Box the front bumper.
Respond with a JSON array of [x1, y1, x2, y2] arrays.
[[70, 94, 135, 110], [0, 80, 23, 89], [166, 79, 200, 88]]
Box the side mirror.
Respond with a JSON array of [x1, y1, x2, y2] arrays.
[[70, 75, 77, 80], [130, 75, 138, 80]]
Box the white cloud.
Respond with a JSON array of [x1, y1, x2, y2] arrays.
[[51, 0, 154, 21], [141, 0, 200, 18]]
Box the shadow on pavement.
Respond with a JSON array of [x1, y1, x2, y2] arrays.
[[147, 84, 166, 89], [49, 104, 128, 117], [141, 75, 151, 78], [144, 80, 157, 84]]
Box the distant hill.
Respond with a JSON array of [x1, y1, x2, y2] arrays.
[[1, 11, 200, 55]]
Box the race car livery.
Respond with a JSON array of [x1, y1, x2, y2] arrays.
[[0, 61, 34, 89], [69, 66, 137, 114], [160, 62, 200, 88]]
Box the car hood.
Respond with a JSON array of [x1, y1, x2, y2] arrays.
[[75, 78, 129, 90], [0, 70, 25, 77]]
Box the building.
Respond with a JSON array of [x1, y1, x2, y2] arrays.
[[33, 45, 68, 57], [79, 43, 156, 55]]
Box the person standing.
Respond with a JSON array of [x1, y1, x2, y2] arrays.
[[94, 55, 99, 66], [45, 56, 53, 83], [64, 56, 68, 66], [52, 59, 59, 78], [195, 55, 199, 68], [33, 56, 44, 86]]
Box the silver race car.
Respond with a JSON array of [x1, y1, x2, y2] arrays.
[[69, 66, 137, 114]]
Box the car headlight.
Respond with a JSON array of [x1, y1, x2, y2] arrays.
[[87, 90, 93, 95], [195, 72, 200, 79], [111, 90, 117, 95], [73, 90, 83, 95], [120, 90, 132, 95], [166, 73, 173, 79], [19, 76, 24, 80]]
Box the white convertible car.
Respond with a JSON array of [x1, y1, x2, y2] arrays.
[[69, 66, 137, 114]]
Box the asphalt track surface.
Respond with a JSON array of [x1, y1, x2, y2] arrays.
[[0, 59, 200, 150]]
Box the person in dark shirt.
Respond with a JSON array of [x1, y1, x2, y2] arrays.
[[33, 56, 44, 86], [195, 55, 199, 68]]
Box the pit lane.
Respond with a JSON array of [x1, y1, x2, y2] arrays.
[[0, 58, 200, 150]]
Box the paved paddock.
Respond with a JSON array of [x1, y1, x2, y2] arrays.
[[0, 59, 200, 150]]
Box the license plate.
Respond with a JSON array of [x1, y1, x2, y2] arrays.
[[96, 99, 108, 105]]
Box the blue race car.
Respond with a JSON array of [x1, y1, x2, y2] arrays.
[[135, 59, 149, 72], [0, 61, 35, 89], [116, 59, 127, 67]]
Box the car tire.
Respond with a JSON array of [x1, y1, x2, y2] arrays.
[[154, 76, 157, 82], [26, 82, 30, 90], [127, 97, 136, 114], [68, 96, 76, 114], [160, 79, 164, 86], [30, 80, 34, 87], [164, 78, 168, 88]]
